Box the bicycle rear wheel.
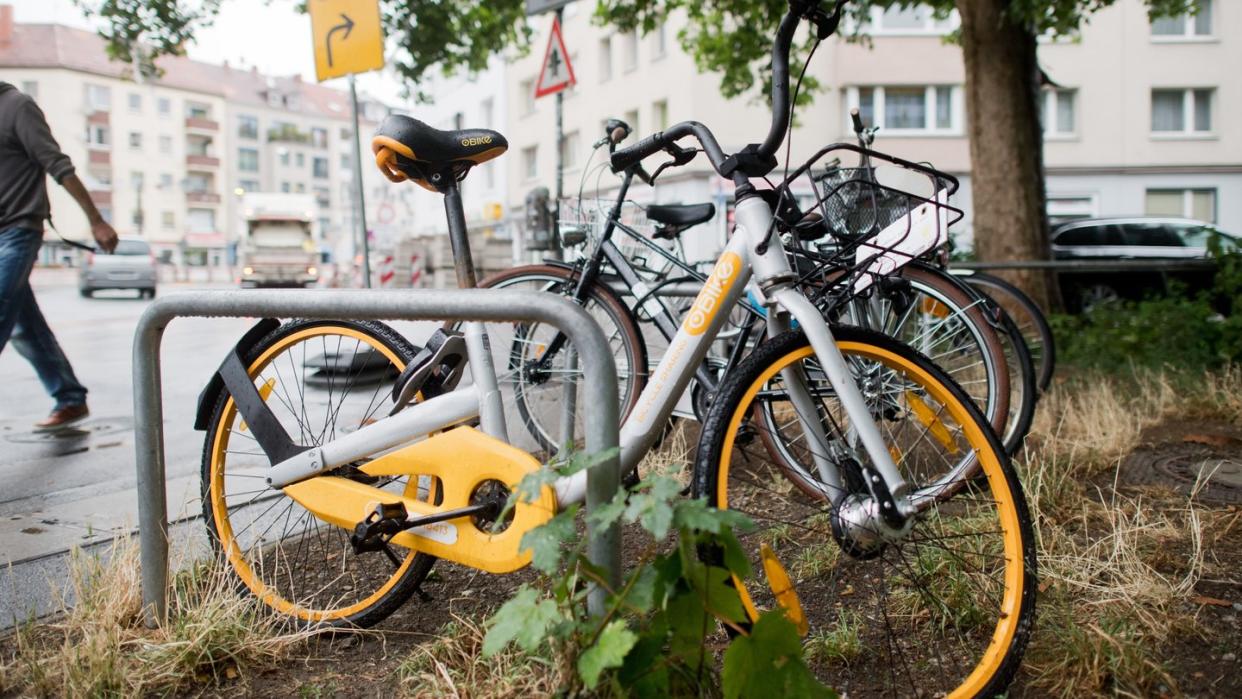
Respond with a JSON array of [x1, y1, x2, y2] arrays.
[[201, 319, 433, 627], [959, 272, 1056, 393], [694, 327, 1036, 697]]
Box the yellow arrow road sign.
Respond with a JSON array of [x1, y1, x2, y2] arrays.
[[310, 0, 385, 82]]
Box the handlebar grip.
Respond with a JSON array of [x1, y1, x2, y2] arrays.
[[610, 131, 666, 173], [850, 108, 864, 135]]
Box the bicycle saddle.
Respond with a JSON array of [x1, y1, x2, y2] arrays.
[[647, 203, 716, 240], [372, 115, 508, 191]]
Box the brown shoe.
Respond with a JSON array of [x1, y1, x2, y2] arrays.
[[34, 404, 90, 431]]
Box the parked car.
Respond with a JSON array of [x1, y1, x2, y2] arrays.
[[78, 238, 158, 298], [1049, 217, 1238, 311]]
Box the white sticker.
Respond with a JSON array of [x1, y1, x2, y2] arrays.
[[409, 521, 458, 545], [853, 191, 949, 293]]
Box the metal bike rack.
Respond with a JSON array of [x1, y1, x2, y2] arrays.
[[132, 288, 620, 627]]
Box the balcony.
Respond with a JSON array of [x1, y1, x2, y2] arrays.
[[267, 123, 311, 144], [89, 191, 112, 206], [186, 191, 221, 205], [86, 111, 109, 126], [186, 154, 220, 168], [184, 116, 219, 132], [88, 149, 111, 166]]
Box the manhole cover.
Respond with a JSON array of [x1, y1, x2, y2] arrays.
[[1122, 448, 1242, 505], [2, 416, 134, 447]]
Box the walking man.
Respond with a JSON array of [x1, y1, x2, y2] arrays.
[[1, 81, 117, 429]]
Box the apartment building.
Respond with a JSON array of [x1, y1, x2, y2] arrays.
[[505, 0, 1240, 260], [0, 4, 403, 273]]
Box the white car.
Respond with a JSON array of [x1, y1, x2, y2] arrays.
[[78, 238, 158, 298]]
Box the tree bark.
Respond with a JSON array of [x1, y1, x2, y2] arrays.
[[956, 0, 1061, 312]]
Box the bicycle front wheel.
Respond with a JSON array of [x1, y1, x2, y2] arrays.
[[201, 319, 434, 627], [694, 327, 1036, 697], [960, 272, 1056, 393]]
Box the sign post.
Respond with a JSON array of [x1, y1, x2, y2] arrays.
[[533, 13, 576, 261], [310, 0, 385, 288]]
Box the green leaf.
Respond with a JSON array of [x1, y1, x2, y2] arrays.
[[519, 504, 579, 574], [577, 619, 638, 689], [625, 475, 682, 540], [620, 563, 661, 614], [722, 611, 836, 699], [483, 586, 560, 656], [673, 497, 753, 534], [586, 489, 629, 530]]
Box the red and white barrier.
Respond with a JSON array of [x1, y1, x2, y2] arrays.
[[377, 254, 395, 287]]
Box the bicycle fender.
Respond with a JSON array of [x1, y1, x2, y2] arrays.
[[193, 317, 281, 431]]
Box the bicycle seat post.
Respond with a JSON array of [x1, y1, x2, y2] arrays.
[[441, 180, 478, 289]]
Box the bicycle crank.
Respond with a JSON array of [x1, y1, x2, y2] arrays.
[[282, 426, 555, 574]]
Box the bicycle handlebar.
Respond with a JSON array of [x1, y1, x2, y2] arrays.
[[609, 0, 845, 179]]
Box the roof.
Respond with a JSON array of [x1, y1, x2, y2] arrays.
[[0, 22, 379, 121]]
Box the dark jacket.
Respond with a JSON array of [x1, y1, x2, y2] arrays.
[[0, 82, 76, 232]]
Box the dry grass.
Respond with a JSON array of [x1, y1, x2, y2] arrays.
[[1016, 367, 1241, 697], [395, 616, 564, 698], [0, 537, 327, 697]]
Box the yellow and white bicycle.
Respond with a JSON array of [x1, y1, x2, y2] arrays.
[[194, 1, 1035, 694]]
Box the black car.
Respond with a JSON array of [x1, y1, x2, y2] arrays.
[[1049, 217, 1237, 311]]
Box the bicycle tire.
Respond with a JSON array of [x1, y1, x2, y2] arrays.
[[694, 326, 1036, 697], [474, 264, 648, 454], [960, 272, 1056, 393], [201, 319, 434, 628]]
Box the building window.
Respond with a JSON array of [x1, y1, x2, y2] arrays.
[[238, 115, 259, 140], [520, 79, 535, 115], [86, 124, 110, 148], [622, 31, 638, 71], [186, 102, 211, 119], [312, 156, 329, 179], [158, 97, 171, 116], [864, 5, 959, 34], [652, 99, 669, 130], [86, 84, 111, 112], [311, 127, 328, 148], [522, 145, 538, 180], [1040, 88, 1076, 137], [159, 135, 172, 154], [162, 211, 175, 230], [295, 152, 305, 167], [97, 206, 112, 224], [340, 153, 351, 170], [129, 132, 143, 150], [238, 147, 259, 172], [851, 86, 960, 134], [239, 179, 260, 194], [128, 93, 142, 112], [159, 173, 173, 189], [1152, 0, 1211, 37], [1046, 195, 1098, 226], [281, 181, 291, 193], [187, 208, 215, 233], [599, 37, 613, 81], [294, 182, 305, 193], [624, 109, 640, 140], [559, 131, 579, 169], [1151, 88, 1213, 134], [21, 81, 37, 99], [1145, 188, 1216, 222], [652, 23, 667, 59], [131, 171, 145, 190], [279, 150, 291, 166]]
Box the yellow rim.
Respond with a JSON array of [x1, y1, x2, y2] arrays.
[[715, 340, 1025, 698], [209, 325, 417, 623]]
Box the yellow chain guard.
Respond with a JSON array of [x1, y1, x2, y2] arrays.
[[282, 426, 555, 574]]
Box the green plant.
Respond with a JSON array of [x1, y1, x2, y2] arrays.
[[482, 450, 835, 697]]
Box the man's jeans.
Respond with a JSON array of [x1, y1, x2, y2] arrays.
[[0, 227, 88, 409]]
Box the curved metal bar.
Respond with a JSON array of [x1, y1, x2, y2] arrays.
[[133, 288, 620, 625]]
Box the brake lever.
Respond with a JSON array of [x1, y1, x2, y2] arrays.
[[646, 144, 699, 184]]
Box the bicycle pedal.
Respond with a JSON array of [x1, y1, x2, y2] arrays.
[[349, 501, 409, 554]]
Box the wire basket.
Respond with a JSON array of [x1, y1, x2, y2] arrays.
[[775, 144, 964, 311]]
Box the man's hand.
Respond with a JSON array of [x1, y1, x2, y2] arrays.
[[91, 219, 118, 253]]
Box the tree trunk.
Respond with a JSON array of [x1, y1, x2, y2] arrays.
[[956, 0, 1061, 312]]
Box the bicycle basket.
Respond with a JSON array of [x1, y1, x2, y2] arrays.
[[777, 144, 964, 306]]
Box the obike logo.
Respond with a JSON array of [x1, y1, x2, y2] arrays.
[[461, 135, 493, 147], [684, 252, 742, 336]]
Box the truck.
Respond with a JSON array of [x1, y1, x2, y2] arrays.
[[239, 193, 320, 288]]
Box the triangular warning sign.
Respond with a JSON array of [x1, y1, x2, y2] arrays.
[[534, 17, 575, 99]]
